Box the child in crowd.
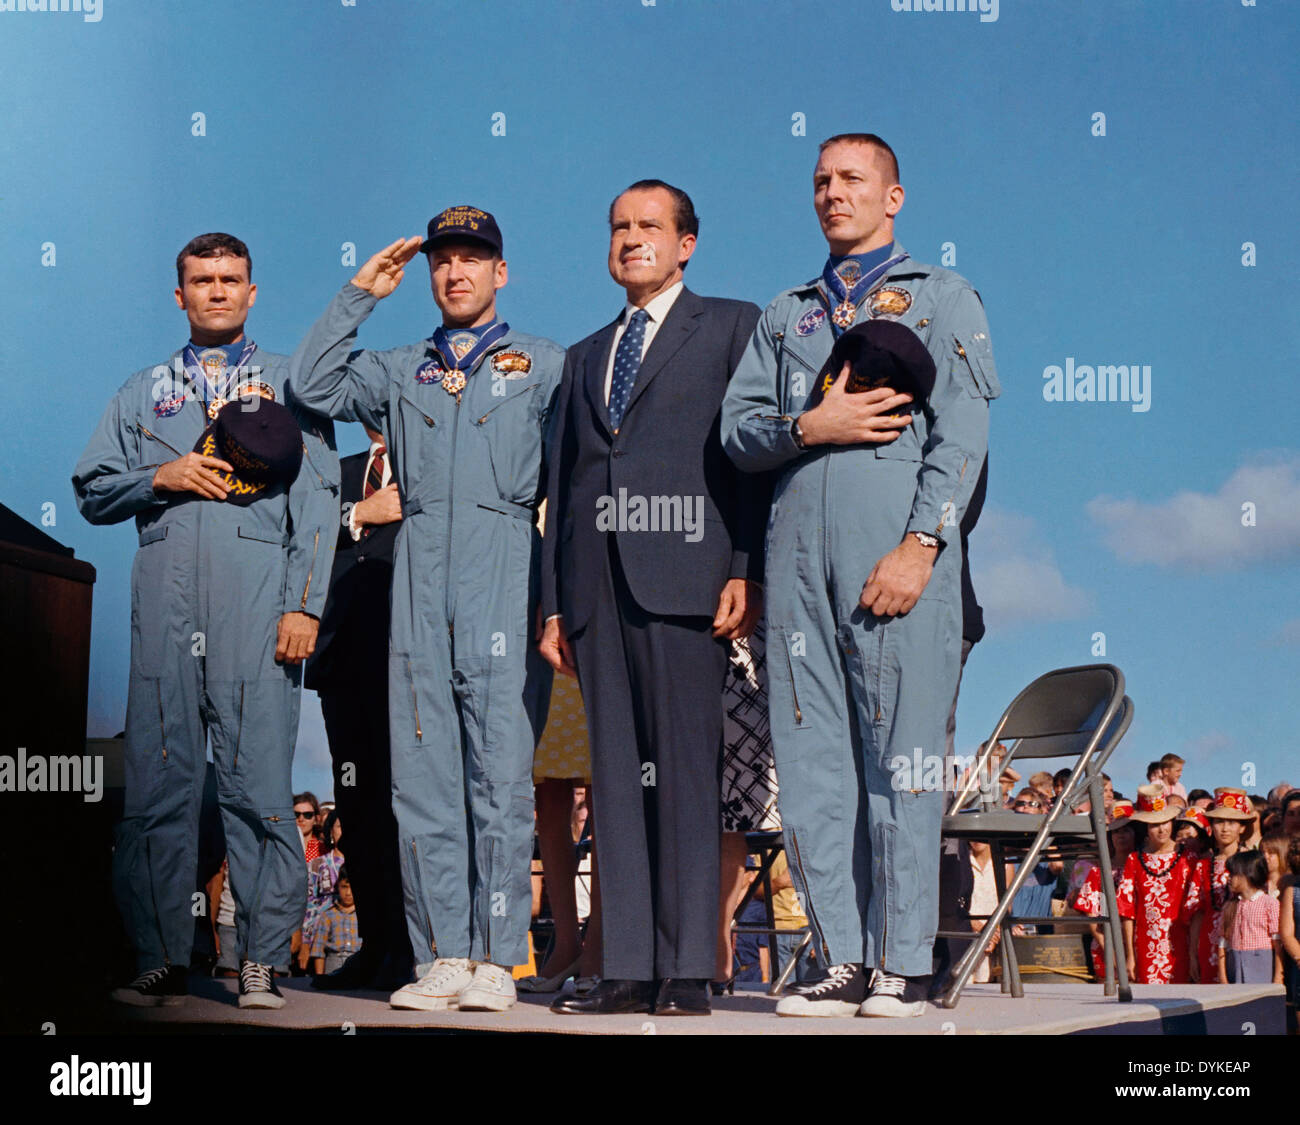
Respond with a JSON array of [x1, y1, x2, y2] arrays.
[[1197, 788, 1251, 984], [1119, 786, 1201, 984], [1218, 851, 1281, 985], [1159, 754, 1187, 799], [1176, 808, 1212, 862], [310, 868, 361, 976], [1071, 800, 1135, 980], [1259, 832, 1290, 898]]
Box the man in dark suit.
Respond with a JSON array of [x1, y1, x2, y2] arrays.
[[304, 426, 413, 990], [539, 180, 769, 1015]]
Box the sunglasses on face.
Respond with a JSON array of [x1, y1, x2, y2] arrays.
[[294, 811, 315, 820], [1013, 800, 1043, 810]]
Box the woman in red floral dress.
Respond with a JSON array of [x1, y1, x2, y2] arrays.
[[1071, 800, 1136, 980], [1118, 786, 1202, 984], [1195, 788, 1252, 983]]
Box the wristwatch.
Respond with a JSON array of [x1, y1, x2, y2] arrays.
[[790, 415, 808, 450], [910, 530, 941, 550]]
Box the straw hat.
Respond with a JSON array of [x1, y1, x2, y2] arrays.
[[1204, 787, 1252, 821], [1178, 807, 1212, 834], [1108, 799, 1135, 830], [1129, 784, 1179, 824]]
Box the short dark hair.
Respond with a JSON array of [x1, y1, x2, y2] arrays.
[[1226, 849, 1268, 890], [1187, 788, 1212, 803], [1282, 791, 1300, 815], [336, 864, 349, 885], [176, 232, 251, 287], [293, 791, 320, 814], [609, 179, 700, 239], [818, 133, 900, 184]]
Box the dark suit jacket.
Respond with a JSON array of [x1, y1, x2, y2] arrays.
[[541, 287, 770, 633], [303, 450, 400, 692]]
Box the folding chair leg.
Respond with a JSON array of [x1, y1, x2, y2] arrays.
[[769, 931, 812, 997]]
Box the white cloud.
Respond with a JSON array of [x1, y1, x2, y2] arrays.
[[970, 509, 1089, 628], [1087, 455, 1300, 570]]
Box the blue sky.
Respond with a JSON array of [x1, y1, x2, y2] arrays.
[[2, 0, 1296, 802]]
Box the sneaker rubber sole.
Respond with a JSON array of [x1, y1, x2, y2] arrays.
[[389, 988, 460, 1011], [238, 991, 286, 1010], [858, 996, 927, 1018], [774, 995, 861, 1018], [457, 987, 516, 1012]]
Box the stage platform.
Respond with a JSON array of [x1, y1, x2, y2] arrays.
[[111, 977, 1287, 1035]]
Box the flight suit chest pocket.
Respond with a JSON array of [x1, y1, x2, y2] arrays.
[[952, 334, 1000, 400], [474, 382, 541, 503], [779, 340, 824, 416]]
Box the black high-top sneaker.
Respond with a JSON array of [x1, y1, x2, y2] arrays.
[[238, 960, 286, 1009], [859, 970, 931, 1017], [774, 962, 869, 1017], [111, 965, 188, 1007]]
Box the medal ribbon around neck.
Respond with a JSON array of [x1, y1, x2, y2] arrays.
[[431, 321, 510, 397], [183, 340, 259, 419], [817, 251, 909, 336]]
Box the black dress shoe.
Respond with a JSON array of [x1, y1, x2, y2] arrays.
[[551, 978, 655, 1015], [311, 949, 383, 991], [655, 978, 711, 1015]]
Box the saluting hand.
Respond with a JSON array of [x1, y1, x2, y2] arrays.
[[351, 236, 424, 299], [796, 363, 913, 447]]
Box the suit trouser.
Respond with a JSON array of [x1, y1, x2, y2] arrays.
[[116, 660, 304, 972], [319, 687, 411, 964], [569, 541, 728, 981]]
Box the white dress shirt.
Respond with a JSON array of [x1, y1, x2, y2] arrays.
[[347, 440, 392, 541], [603, 280, 684, 405]]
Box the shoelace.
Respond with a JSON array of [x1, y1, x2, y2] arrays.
[[130, 966, 170, 990], [803, 964, 856, 996], [241, 962, 273, 991], [870, 972, 906, 998], [419, 959, 472, 989]]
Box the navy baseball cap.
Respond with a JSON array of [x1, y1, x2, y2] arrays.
[[193, 395, 304, 507], [811, 319, 937, 408], [420, 205, 503, 256]]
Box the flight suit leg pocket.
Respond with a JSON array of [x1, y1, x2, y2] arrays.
[[389, 653, 434, 781]]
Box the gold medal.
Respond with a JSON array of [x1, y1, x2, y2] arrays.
[[207, 396, 227, 420], [832, 301, 857, 330], [441, 370, 467, 396]]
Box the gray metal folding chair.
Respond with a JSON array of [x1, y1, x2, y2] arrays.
[[938, 664, 1134, 1009]]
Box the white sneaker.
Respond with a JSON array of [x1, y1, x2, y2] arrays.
[[858, 970, 929, 1018], [389, 957, 475, 1011], [774, 963, 869, 1017], [457, 962, 517, 1012]]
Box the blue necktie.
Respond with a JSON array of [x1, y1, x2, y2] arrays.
[[608, 308, 649, 432]]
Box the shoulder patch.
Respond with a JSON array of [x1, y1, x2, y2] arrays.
[[795, 308, 827, 337], [491, 350, 532, 379], [414, 357, 444, 385]]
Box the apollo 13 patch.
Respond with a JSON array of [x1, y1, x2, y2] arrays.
[[868, 286, 913, 320], [490, 350, 532, 379]]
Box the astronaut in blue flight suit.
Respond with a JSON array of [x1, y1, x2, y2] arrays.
[[73, 233, 340, 1010], [722, 134, 999, 1017], [288, 208, 564, 1013]]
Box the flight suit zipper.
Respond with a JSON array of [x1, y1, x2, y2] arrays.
[[137, 423, 183, 459], [410, 840, 436, 956], [787, 829, 831, 965], [233, 683, 244, 770], [156, 681, 167, 762], [782, 640, 803, 725], [299, 530, 320, 610], [444, 392, 462, 632], [407, 659, 422, 741]]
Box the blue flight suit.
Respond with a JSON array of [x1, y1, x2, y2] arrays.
[[721, 243, 999, 976], [289, 284, 563, 969], [73, 349, 340, 972]]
